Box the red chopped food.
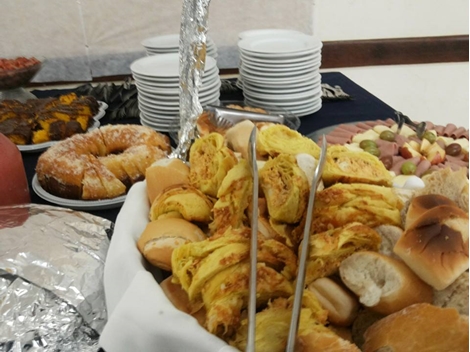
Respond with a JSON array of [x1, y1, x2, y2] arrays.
[[0, 57, 41, 71]]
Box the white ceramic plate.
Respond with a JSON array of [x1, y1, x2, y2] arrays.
[[242, 75, 321, 95], [132, 68, 219, 86], [239, 51, 320, 65], [240, 65, 318, 79], [136, 77, 220, 95], [18, 119, 101, 153], [244, 86, 322, 102], [238, 33, 322, 56], [131, 54, 217, 78], [241, 71, 319, 86], [32, 174, 126, 210], [241, 58, 321, 73], [238, 29, 304, 41]]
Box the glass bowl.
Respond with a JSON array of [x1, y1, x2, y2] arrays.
[[0, 57, 42, 101]]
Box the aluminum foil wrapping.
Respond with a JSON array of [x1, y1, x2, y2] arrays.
[[0, 204, 111, 352], [171, 0, 212, 161]]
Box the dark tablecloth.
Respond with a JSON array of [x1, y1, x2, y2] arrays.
[[23, 71, 396, 223]]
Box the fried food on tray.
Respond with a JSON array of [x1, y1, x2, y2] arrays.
[[322, 145, 393, 187], [189, 132, 238, 197], [306, 183, 403, 234], [259, 153, 310, 224], [0, 92, 100, 145], [257, 124, 321, 159], [149, 184, 214, 223], [304, 222, 381, 285], [210, 159, 252, 235]]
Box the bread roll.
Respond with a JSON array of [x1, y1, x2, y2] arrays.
[[308, 277, 360, 327], [339, 251, 433, 315], [374, 225, 403, 260], [405, 194, 458, 229], [296, 330, 361, 352], [362, 303, 469, 352], [224, 119, 256, 160], [137, 218, 206, 271], [433, 271, 469, 315], [145, 158, 190, 204], [418, 167, 469, 212], [394, 205, 469, 290]]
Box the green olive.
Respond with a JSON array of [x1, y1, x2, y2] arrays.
[[401, 161, 417, 175], [359, 139, 378, 150], [379, 130, 396, 142], [364, 146, 381, 157], [422, 131, 436, 144]]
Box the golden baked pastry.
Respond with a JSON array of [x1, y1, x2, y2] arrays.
[[171, 226, 297, 338], [149, 184, 214, 223], [257, 124, 321, 159], [36, 124, 171, 200], [189, 132, 238, 197], [259, 153, 310, 224], [322, 145, 393, 187], [209, 159, 252, 235], [306, 183, 403, 234], [304, 222, 382, 285]]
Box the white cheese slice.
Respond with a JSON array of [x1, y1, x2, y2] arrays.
[[352, 129, 380, 144]]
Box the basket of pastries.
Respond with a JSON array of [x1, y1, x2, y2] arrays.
[[101, 115, 469, 352]]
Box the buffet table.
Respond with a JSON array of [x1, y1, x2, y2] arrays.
[[22, 71, 396, 223]]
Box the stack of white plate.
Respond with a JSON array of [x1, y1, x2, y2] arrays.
[[130, 53, 221, 132], [238, 32, 323, 116], [141, 34, 218, 59]]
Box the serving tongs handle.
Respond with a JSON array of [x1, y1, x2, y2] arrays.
[[206, 104, 285, 124], [285, 135, 328, 352], [246, 126, 259, 352]]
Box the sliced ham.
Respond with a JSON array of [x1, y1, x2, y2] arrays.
[[326, 135, 350, 145], [336, 124, 364, 133], [462, 130, 469, 139], [451, 127, 468, 139], [355, 122, 373, 131], [434, 125, 445, 135], [375, 139, 399, 158], [445, 155, 469, 167], [425, 121, 435, 130], [394, 134, 408, 147], [384, 118, 396, 127], [443, 123, 457, 137], [393, 155, 406, 164], [415, 159, 431, 177], [444, 161, 465, 172]]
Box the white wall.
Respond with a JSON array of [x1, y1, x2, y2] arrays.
[[0, 0, 467, 82]]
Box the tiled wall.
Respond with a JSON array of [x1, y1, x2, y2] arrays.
[[0, 0, 467, 82]]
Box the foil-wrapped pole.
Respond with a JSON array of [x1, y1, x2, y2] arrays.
[[171, 0, 212, 161]]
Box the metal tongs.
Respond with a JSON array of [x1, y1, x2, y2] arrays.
[[394, 111, 426, 139], [245, 131, 328, 352], [205, 104, 285, 130]]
